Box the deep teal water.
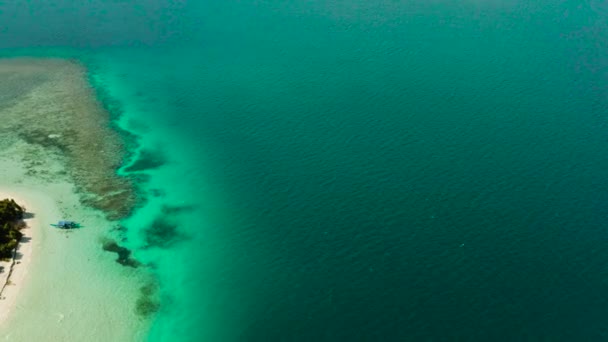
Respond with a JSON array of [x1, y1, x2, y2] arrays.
[[2, 1, 608, 340]]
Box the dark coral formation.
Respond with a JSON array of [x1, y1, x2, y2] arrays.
[[142, 205, 193, 249], [143, 217, 181, 249], [135, 282, 160, 317], [101, 238, 141, 268], [123, 148, 166, 173], [18, 128, 71, 153]]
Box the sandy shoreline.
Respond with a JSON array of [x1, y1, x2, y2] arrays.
[[0, 58, 148, 340], [0, 190, 40, 325], [0, 182, 148, 341]]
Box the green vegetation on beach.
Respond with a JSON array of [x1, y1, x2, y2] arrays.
[[0, 198, 25, 259]]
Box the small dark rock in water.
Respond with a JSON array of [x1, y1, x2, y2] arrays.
[[101, 238, 141, 268]]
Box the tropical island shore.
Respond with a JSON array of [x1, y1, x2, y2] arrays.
[[0, 192, 37, 325], [0, 58, 150, 340]]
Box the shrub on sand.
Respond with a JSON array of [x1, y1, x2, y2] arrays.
[[0, 199, 25, 260]]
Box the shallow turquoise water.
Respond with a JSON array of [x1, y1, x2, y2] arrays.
[[2, 1, 608, 340]]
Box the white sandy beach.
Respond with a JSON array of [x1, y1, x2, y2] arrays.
[[0, 144, 148, 341], [0, 189, 46, 325]]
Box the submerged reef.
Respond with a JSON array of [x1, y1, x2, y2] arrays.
[[135, 282, 160, 317], [142, 205, 193, 249], [0, 59, 138, 220], [123, 148, 166, 173], [143, 217, 182, 249], [101, 237, 141, 268]]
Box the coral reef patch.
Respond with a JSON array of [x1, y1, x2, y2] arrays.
[[101, 238, 141, 268]]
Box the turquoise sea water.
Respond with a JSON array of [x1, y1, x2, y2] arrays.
[[2, 1, 608, 340]]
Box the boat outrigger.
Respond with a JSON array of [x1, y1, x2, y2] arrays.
[[51, 220, 80, 229]]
